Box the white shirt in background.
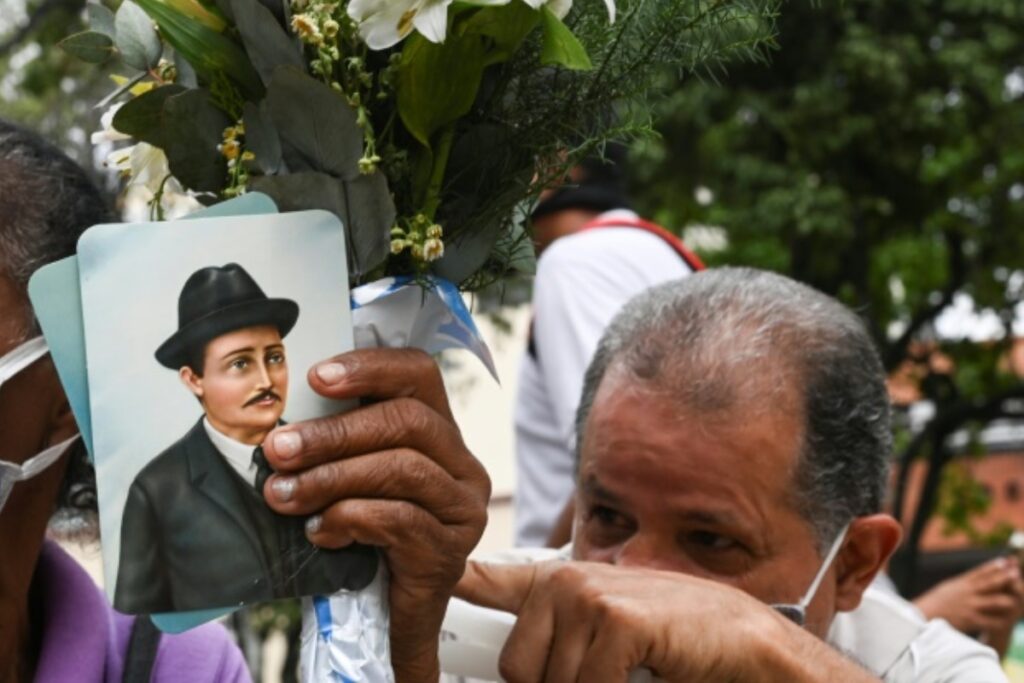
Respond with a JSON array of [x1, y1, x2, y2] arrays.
[[514, 211, 696, 546]]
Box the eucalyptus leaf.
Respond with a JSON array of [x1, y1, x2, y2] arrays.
[[265, 67, 364, 179], [432, 215, 507, 284], [343, 171, 397, 276], [250, 171, 394, 277], [87, 3, 117, 39], [59, 31, 117, 64], [243, 100, 283, 174], [174, 48, 198, 87], [539, 6, 591, 70], [115, 0, 163, 70], [230, 0, 303, 86], [112, 84, 186, 147], [161, 89, 232, 192]]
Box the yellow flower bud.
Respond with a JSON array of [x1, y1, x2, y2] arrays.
[[422, 237, 444, 262]]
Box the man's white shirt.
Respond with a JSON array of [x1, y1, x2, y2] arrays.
[[202, 417, 260, 489], [514, 211, 696, 546]]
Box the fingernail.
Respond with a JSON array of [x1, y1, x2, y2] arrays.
[[272, 431, 302, 458], [305, 515, 322, 535], [316, 362, 347, 385], [271, 477, 295, 502]]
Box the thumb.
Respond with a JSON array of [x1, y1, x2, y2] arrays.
[[455, 560, 539, 615]]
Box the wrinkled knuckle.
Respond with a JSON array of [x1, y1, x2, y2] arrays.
[[549, 563, 585, 591], [382, 397, 428, 436], [314, 415, 350, 455], [405, 347, 440, 377], [497, 652, 524, 683]]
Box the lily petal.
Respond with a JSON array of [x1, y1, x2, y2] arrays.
[[347, 0, 419, 50], [412, 0, 454, 44]]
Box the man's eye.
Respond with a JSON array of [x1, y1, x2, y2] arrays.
[[686, 530, 739, 552], [230, 358, 248, 370], [268, 352, 285, 364], [589, 505, 630, 529]]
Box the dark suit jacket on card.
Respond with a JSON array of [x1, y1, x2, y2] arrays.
[[113, 418, 378, 614]]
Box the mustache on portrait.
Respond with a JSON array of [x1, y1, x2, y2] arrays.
[[244, 389, 282, 407]]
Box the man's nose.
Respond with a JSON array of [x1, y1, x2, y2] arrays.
[[614, 534, 683, 573], [255, 360, 273, 387]]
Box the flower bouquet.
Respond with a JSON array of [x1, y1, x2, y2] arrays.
[[59, 0, 778, 677], [61, 0, 778, 290]]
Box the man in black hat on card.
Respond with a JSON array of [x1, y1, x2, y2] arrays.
[[113, 263, 378, 614]]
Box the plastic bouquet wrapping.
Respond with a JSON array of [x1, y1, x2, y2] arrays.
[[60, 0, 778, 677]]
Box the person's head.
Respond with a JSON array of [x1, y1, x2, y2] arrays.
[[530, 145, 632, 254], [156, 263, 299, 445], [179, 325, 289, 444], [0, 119, 109, 672], [570, 267, 902, 637]]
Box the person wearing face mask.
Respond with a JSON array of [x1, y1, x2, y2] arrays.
[[0, 121, 250, 682], [114, 263, 378, 615], [1, 119, 492, 683], [448, 269, 1007, 683]]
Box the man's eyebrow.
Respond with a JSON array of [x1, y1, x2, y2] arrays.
[[220, 346, 255, 360], [676, 509, 741, 526], [580, 476, 622, 504]]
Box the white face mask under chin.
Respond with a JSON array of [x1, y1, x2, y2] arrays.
[[0, 336, 81, 514]]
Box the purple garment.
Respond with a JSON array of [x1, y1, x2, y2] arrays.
[[33, 541, 251, 683]]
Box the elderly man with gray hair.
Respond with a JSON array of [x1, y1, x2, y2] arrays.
[[455, 268, 1004, 682]]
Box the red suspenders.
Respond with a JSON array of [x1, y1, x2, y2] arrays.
[[581, 216, 706, 272]]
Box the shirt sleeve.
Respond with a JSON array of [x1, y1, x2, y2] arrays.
[[883, 620, 1007, 683]]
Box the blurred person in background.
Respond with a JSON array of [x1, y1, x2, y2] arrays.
[[515, 145, 704, 547]]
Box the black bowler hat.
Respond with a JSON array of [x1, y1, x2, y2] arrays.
[[155, 263, 299, 369]]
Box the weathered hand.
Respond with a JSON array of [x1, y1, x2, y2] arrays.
[[456, 560, 879, 683], [261, 348, 491, 682], [914, 557, 1024, 635]]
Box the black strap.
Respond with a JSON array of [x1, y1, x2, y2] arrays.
[[123, 615, 162, 683]]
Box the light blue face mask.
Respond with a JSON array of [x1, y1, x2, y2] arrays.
[[0, 336, 80, 514], [770, 522, 851, 627]]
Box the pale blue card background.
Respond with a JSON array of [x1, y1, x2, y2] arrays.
[[28, 192, 278, 632]]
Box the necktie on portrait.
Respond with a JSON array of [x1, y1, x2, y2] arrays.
[[252, 445, 273, 494]]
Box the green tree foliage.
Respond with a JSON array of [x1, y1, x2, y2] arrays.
[[632, 0, 1024, 587], [0, 0, 114, 172]]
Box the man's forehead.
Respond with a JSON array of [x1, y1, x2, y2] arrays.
[[581, 369, 805, 506]]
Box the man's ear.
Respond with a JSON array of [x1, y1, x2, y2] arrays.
[[834, 514, 902, 612], [179, 366, 204, 399]]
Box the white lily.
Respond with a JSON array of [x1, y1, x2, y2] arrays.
[[520, 0, 615, 22], [349, 0, 606, 50], [103, 142, 202, 220], [91, 104, 132, 145]]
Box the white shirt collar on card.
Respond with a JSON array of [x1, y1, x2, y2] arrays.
[[202, 417, 259, 489]]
